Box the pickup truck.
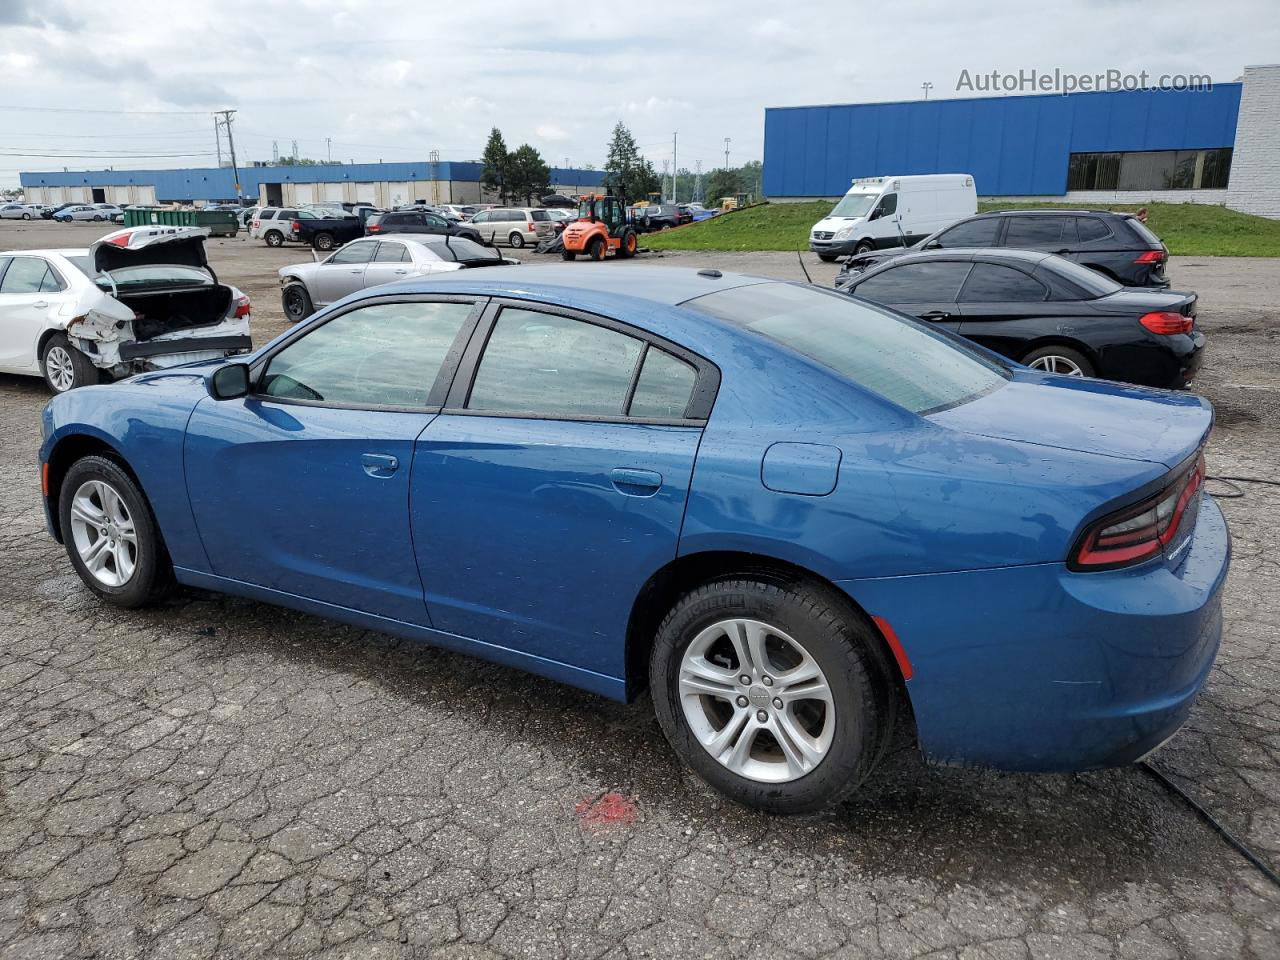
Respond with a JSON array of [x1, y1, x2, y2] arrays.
[[252, 208, 364, 251]]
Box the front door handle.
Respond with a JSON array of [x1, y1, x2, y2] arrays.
[[920, 310, 951, 320], [393, 268, 408, 274], [349, 269, 362, 274], [611, 467, 662, 497], [361, 453, 399, 478], [32, 300, 49, 309]]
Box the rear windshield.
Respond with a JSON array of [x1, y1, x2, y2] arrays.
[[684, 281, 1009, 415], [1044, 256, 1123, 297], [94, 264, 212, 288]]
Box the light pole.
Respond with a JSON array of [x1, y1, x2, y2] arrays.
[[921, 81, 933, 100]]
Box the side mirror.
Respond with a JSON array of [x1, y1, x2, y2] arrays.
[[209, 362, 250, 400]]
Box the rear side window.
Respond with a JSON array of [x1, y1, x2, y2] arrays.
[[261, 301, 474, 408], [1075, 218, 1113, 242], [1004, 216, 1071, 246], [629, 348, 698, 419], [685, 282, 1008, 415], [467, 309, 644, 418], [373, 242, 411, 262], [959, 264, 1049, 302], [932, 217, 1000, 248], [854, 261, 972, 303]]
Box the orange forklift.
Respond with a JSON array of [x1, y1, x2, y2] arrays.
[[560, 194, 639, 261]]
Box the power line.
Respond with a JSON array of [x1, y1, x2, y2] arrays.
[[0, 105, 219, 116], [0, 150, 217, 158]]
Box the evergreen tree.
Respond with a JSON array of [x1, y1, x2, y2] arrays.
[[480, 128, 511, 201], [507, 144, 551, 205], [603, 122, 659, 202]]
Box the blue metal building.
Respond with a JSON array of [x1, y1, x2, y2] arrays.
[[763, 85, 1243, 199]]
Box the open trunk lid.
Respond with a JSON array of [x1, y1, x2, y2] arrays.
[[928, 374, 1212, 469], [91, 226, 214, 279]]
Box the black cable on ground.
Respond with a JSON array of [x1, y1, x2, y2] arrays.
[[1140, 760, 1280, 888], [1204, 478, 1245, 499], [1207, 474, 1280, 487]]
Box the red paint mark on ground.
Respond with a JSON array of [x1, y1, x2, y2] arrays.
[[575, 791, 638, 829]]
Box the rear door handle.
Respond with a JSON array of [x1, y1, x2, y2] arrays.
[[920, 310, 951, 320], [393, 268, 408, 274], [610, 468, 662, 497], [361, 453, 399, 478]]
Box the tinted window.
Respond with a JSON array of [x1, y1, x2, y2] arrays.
[[278, 209, 298, 220], [1044, 257, 1123, 298], [959, 264, 1049, 302], [686, 282, 1008, 415], [0, 257, 56, 294], [424, 215, 448, 229], [931, 218, 1000, 248], [422, 238, 496, 262], [1004, 217, 1070, 246], [854, 261, 972, 303], [261, 301, 473, 407], [530, 210, 549, 221], [328, 242, 376, 265], [1075, 218, 1112, 243], [876, 193, 897, 217], [629, 348, 697, 419], [467, 309, 644, 417], [373, 242, 411, 263]]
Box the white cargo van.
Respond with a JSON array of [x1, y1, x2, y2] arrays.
[[809, 174, 976, 261]]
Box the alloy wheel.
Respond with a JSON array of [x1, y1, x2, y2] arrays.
[[1028, 354, 1085, 376], [68, 479, 138, 588], [45, 346, 76, 392], [679, 618, 835, 783]]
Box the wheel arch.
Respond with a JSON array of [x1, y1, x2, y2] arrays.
[[44, 432, 143, 543], [1017, 335, 1100, 370], [624, 549, 914, 718]]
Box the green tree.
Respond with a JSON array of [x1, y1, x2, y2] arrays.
[[705, 168, 742, 205], [276, 156, 323, 166], [602, 121, 659, 202], [480, 128, 511, 201], [507, 144, 551, 205]]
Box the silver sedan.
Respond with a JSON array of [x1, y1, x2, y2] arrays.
[[277, 233, 517, 323]]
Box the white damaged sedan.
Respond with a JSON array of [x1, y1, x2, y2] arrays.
[[0, 226, 252, 392]]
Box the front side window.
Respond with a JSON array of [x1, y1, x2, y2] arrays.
[[424, 214, 448, 229], [261, 300, 474, 408], [959, 264, 1049, 302], [854, 261, 972, 303], [931, 217, 1000, 248], [685, 282, 1008, 415], [467, 309, 644, 418], [328, 242, 376, 265], [471, 212, 489, 224], [875, 193, 898, 218]]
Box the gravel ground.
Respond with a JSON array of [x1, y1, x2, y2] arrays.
[[1, 220, 1278, 959]]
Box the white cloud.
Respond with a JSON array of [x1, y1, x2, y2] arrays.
[[536, 124, 569, 141]]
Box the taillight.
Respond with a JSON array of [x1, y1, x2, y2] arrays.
[[291, 221, 300, 234], [233, 295, 251, 318], [1134, 250, 1165, 265], [527, 222, 536, 232], [1071, 453, 1205, 570], [1140, 311, 1193, 335], [368, 224, 381, 233]]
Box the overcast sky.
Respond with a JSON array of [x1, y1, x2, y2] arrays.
[[2, 0, 1277, 189]]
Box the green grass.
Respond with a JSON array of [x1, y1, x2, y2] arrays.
[[644, 200, 1280, 257]]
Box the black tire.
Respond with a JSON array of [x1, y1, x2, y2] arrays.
[[561, 251, 577, 261], [1021, 344, 1095, 378], [312, 232, 335, 251], [282, 283, 315, 323], [508, 232, 526, 249], [93, 214, 105, 222], [587, 237, 606, 262], [264, 230, 284, 248], [41, 334, 100, 393], [58, 455, 173, 609], [854, 239, 875, 255], [650, 577, 897, 814], [21, 212, 31, 220], [817, 253, 838, 263], [617, 228, 638, 259]]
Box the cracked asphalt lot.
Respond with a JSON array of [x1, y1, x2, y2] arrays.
[[1, 224, 1278, 958]]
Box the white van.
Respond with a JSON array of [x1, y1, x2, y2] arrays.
[[809, 174, 976, 261]]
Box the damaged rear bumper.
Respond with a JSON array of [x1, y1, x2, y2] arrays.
[[118, 335, 252, 361]]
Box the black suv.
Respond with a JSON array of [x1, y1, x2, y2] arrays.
[[837, 210, 1169, 288], [366, 211, 483, 245]]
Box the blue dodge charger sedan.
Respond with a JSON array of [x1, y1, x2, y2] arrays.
[[38, 265, 1229, 813]]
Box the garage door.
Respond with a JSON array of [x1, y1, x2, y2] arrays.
[[137, 186, 157, 205], [322, 183, 344, 202], [355, 183, 376, 204], [293, 183, 315, 205]]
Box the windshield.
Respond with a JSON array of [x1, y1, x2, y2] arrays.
[[94, 264, 212, 288], [684, 281, 1009, 415], [829, 192, 878, 218], [422, 237, 496, 262]]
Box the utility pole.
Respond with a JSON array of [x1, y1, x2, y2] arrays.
[[694, 159, 702, 203], [671, 132, 678, 204], [326, 138, 332, 164], [214, 109, 242, 202], [661, 160, 669, 202], [213, 116, 222, 166], [723, 137, 731, 171]]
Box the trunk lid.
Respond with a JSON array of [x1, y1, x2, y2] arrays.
[[1088, 288, 1197, 318], [91, 226, 212, 277], [928, 374, 1212, 469]]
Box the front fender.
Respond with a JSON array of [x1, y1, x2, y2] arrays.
[[40, 375, 211, 570]]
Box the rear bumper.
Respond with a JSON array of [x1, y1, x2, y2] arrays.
[[839, 494, 1229, 772], [119, 334, 252, 361]]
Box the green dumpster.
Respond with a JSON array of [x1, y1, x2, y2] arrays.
[[122, 208, 238, 237]]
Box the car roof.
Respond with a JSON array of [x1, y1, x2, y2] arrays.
[[367, 263, 763, 308], [875, 247, 1054, 267], [0, 248, 89, 258], [970, 208, 1128, 219]]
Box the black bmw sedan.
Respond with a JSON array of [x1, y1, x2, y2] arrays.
[[838, 248, 1204, 388]]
